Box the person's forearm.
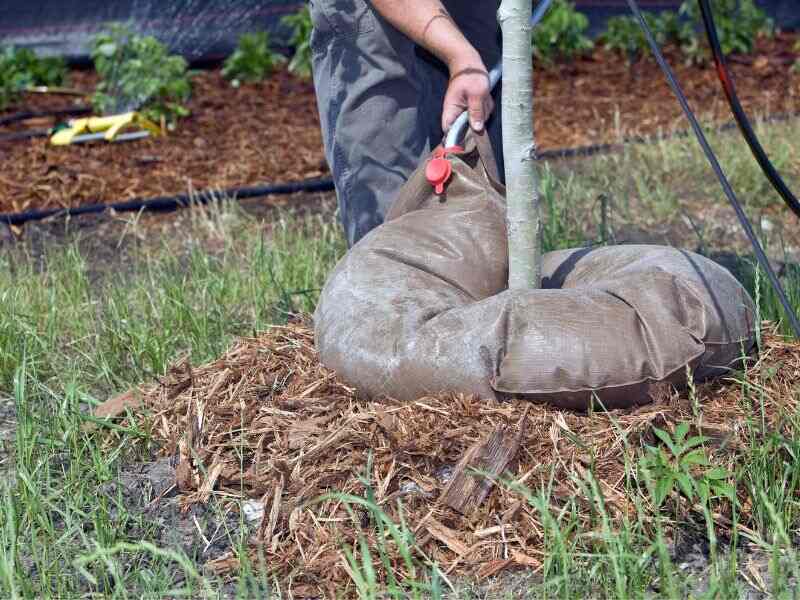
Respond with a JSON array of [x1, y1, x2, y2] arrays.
[[369, 0, 484, 73]]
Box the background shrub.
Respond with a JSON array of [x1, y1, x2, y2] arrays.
[[0, 46, 67, 110], [91, 24, 193, 125], [532, 0, 593, 65], [281, 7, 313, 79], [222, 31, 285, 86]]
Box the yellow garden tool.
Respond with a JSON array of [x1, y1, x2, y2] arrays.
[[50, 112, 161, 146]]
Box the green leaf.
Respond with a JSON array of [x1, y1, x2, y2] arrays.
[[675, 472, 695, 501], [711, 482, 736, 502], [96, 42, 118, 58], [654, 474, 675, 507], [697, 480, 710, 504], [684, 435, 709, 450], [703, 467, 730, 480], [653, 427, 679, 456], [674, 422, 689, 443], [680, 449, 710, 467]]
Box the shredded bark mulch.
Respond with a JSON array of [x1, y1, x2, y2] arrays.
[[102, 320, 798, 595], [0, 69, 326, 214], [1, 33, 799, 216]]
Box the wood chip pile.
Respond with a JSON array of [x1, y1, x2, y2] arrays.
[[122, 321, 799, 594]]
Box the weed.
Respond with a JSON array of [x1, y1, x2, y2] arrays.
[[532, 0, 593, 66], [223, 31, 286, 87], [91, 23, 193, 125], [638, 423, 735, 509], [282, 6, 313, 79]]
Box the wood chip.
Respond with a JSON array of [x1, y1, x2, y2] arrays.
[[84, 389, 142, 431], [511, 550, 542, 570], [425, 517, 470, 556], [478, 558, 513, 580], [198, 462, 223, 503], [441, 408, 528, 514]]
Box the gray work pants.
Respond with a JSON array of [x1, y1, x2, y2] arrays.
[[309, 0, 503, 247]]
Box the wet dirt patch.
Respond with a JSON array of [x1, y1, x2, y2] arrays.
[[100, 457, 250, 566]]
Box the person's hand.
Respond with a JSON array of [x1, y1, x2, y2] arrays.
[[442, 57, 494, 135]]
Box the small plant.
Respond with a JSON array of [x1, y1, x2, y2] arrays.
[[603, 15, 650, 63], [91, 23, 193, 125], [532, 0, 593, 65], [638, 423, 735, 509], [281, 6, 313, 79], [679, 0, 773, 62], [0, 46, 67, 109], [222, 31, 285, 87], [602, 12, 692, 64]]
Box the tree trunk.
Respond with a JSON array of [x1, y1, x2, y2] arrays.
[[499, 0, 542, 290]]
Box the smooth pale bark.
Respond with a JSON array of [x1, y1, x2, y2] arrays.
[[499, 0, 542, 290]]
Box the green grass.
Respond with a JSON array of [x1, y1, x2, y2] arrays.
[[0, 205, 345, 597], [1, 117, 800, 597]]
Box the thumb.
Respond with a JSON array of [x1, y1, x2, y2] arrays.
[[468, 94, 485, 132]]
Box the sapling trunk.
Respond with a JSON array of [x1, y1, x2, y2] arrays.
[[499, 0, 543, 290]]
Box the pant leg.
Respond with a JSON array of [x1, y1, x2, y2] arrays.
[[309, 0, 434, 247]]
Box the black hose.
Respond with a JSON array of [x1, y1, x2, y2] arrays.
[[625, 0, 800, 338], [0, 129, 50, 143], [0, 106, 92, 127], [698, 0, 800, 220], [0, 178, 335, 227]]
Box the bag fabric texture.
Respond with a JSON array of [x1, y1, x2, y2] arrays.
[[314, 135, 757, 410]]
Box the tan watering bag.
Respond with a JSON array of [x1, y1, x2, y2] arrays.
[[314, 135, 757, 410]]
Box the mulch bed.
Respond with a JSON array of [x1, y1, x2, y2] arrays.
[[102, 320, 799, 596], [2, 33, 799, 216]]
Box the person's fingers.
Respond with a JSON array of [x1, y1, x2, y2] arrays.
[[467, 93, 485, 132], [442, 101, 463, 133], [480, 97, 493, 130], [484, 95, 495, 119]]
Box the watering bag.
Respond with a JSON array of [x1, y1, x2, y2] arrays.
[[314, 134, 757, 410]]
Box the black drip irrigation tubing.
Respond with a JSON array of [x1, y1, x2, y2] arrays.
[[4, 109, 799, 226], [0, 106, 92, 127], [0, 106, 94, 143], [698, 0, 800, 219], [0, 178, 335, 227], [0, 128, 51, 143], [624, 0, 800, 338]]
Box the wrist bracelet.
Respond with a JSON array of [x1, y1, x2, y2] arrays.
[[449, 68, 490, 82]]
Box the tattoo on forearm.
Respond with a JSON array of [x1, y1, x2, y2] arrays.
[[422, 8, 455, 42], [449, 67, 489, 82]]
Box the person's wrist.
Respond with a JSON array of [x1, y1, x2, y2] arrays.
[[446, 48, 486, 77]]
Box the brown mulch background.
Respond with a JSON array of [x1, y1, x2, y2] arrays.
[[107, 320, 799, 596], [2, 33, 800, 215]]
